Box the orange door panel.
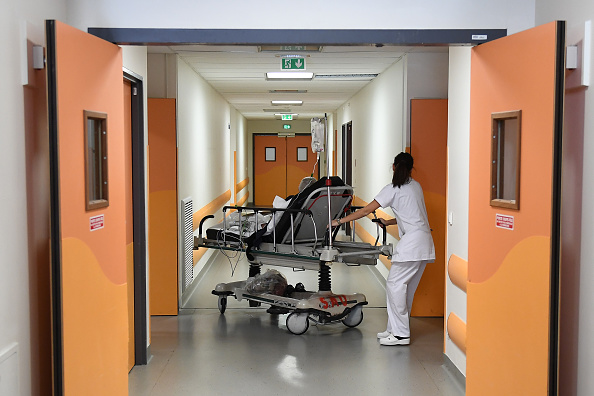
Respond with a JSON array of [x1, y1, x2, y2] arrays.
[[254, 135, 287, 205], [466, 21, 564, 395], [410, 99, 447, 317], [286, 135, 318, 197], [47, 20, 128, 394], [148, 98, 178, 315]]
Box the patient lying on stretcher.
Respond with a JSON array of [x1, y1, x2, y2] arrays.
[[206, 175, 345, 243]]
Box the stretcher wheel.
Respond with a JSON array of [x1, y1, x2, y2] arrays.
[[286, 312, 309, 335], [218, 296, 227, 314], [342, 304, 363, 328]]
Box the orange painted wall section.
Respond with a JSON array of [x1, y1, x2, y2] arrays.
[[410, 99, 448, 317], [54, 21, 128, 394], [148, 98, 178, 315], [466, 22, 559, 395]]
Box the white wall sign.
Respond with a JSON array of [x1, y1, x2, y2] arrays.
[[90, 214, 105, 231], [495, 213, 514, 230]]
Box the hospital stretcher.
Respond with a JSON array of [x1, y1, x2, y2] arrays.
[[194, 176, 392, 334]]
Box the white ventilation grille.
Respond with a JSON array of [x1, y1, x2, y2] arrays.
[[181, 197, 193, 291]]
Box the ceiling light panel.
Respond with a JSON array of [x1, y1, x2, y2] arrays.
[[266, 72, 313, 80], [271, 100, 303, 106]]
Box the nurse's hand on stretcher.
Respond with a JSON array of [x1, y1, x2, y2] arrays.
[[373, 218, 387, 228]]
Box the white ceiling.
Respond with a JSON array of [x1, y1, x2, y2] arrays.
[[148, 45, 447, 119]]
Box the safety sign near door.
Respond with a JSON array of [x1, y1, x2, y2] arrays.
[[90, 214, 105, 231], [495, 214, 514, 230], [281, 58, 305, 70]]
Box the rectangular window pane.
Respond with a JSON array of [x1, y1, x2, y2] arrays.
[[491, 111, 521, 210], [265, 147, 276, 162], [297, 147, 308, 162], [84, 111, 109, 210]]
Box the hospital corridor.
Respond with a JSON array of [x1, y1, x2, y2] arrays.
[[129, 251, 464, 396], [3, 1, 594, 396]]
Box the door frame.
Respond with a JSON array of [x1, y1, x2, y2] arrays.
[[341, 121, 352, 235], [46, 19, 64, 396], [123, 68, 149, 366]]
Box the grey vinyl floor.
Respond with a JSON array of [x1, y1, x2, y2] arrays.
[[129, 252, 465, 396]]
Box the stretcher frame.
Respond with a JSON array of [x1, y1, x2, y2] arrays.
[[194, 183, 392, 335]]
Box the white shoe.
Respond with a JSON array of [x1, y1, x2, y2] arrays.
[[377, 331, 391, 339], [379, 334, 410, 346]]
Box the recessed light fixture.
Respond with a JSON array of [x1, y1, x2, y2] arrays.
[[266, 72, 314, 80], [274, 113, 298, 116], [314, 73, 379, 80], [271, 100, 303, 106], [269, 90, 308, 94]]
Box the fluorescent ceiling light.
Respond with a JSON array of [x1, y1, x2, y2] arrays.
[[274, 113, 298, 116], [271, 100, 303, 106], [266, 72, 313, 80], [314, 73, 378, 80]]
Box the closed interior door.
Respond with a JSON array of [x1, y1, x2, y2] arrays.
[[254, 134, 288, 205], [286, 135, 319, 197]]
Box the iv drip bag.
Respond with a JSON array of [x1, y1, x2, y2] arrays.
[[311, 117, 325, 153]]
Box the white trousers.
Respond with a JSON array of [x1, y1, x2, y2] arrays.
[[385, 260, 428, 337]]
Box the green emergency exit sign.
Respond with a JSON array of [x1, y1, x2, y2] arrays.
[[283, 124, 291, 129], [281, 58, 305, 70], [281, 114, 293, 121]]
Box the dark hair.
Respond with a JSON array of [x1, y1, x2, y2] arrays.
[[392, 152, 413, 187]]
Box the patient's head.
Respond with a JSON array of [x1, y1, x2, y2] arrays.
[[299, 177, 316, 192]]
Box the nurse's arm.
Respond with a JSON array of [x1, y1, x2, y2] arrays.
[[331, 200, 381, 227]]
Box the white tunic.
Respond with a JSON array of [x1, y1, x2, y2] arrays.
[[374, 179, 435, 263]]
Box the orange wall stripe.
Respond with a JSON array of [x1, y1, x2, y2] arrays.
[[193, 247, 209, 266], [237, 192, 249, 207], [447, 312, 467, 354], [352, 196, 400, 241], [192, 190, 232, 232], [233, 151, 237, 203], [236, 177, 249, 193], [192, 190, 232, 266], [448, 254, 468, 293]]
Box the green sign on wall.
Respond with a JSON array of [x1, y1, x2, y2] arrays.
[[281, 58, 305, 70]]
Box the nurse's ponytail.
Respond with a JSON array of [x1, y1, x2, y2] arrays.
[[392, 152, 413, 188]]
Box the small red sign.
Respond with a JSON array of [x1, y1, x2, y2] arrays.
[[90, 214, 104, 231], [496, 214, 514, 230]]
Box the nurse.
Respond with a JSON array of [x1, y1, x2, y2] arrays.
[[330, 152, 435, 345]]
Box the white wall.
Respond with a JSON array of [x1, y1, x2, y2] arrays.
[[444, 46, 472, 376], [65, 0, 535, 35], [405, 52, 450, 146], [536, 3, 594, 395], [1, 2, 68, 395], [176, 57, 232, 277], [337, 57, 406, 248]]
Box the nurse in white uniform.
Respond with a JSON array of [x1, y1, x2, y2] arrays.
[[331, 152, 435, 346]]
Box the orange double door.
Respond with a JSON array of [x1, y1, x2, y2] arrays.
[[254, 134, 319, 206]]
